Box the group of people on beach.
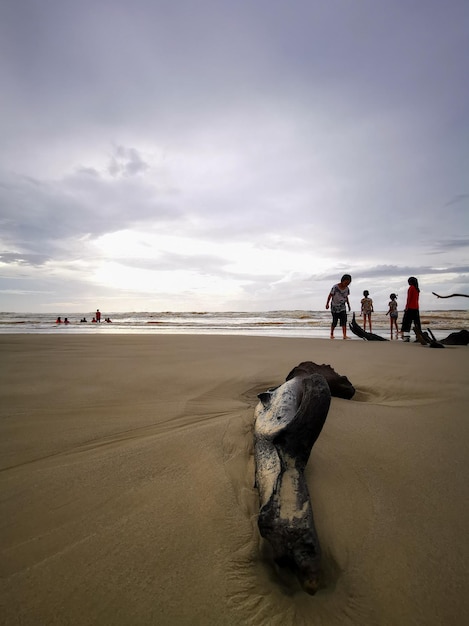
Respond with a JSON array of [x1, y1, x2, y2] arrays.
[[326, 274, 420, 340]]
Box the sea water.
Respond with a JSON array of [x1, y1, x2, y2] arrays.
[[0, 310, 467, 339]]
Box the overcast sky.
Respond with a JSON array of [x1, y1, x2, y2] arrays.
[[1, 0, 468, 313]]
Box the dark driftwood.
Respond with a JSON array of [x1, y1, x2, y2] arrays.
[[432, 292, 469, 299], [414, 327, 469, 347], [286, 361, 355, 399], [413, 326, 444, 348], [254, 371, 331, 594], [349, 313, 388, 341], [440, 329, 469, 345]]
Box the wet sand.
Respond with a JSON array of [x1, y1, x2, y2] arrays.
[[1, 334, 468, 625]]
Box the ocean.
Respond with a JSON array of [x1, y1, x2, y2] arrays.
[[0, 310, 467, 339]]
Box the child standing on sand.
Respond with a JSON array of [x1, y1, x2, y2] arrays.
[[360, 290, 374, 332], [326, 274, 352, 339], [386, 293, 398, 338]]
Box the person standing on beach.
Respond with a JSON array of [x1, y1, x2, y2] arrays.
[[386, 293, 399, 338], [401, 277, 421, 341], [326, 274, 352, 339], [360, 290, 374, 332], [96, 309, 101, 323]]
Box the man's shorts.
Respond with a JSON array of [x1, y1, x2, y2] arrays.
[[331, 309, 347, 327]]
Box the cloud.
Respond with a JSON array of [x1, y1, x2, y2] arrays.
[[0, 147, 181, 259], [0, 252, 51, 266], [430, 239, 469, 254], [443, 194, 469, 208], [0, 1, 468, 312], [108, 146, 150, 178], [317, 264, 469, 282]]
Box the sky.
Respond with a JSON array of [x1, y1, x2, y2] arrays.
[[1, 0, 468, 313]]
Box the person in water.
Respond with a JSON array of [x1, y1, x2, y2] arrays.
[[326, 274, 352, 339], [56, 316, 62, 324]]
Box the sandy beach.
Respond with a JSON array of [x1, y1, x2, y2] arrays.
[[1, 334, 468, 625]]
